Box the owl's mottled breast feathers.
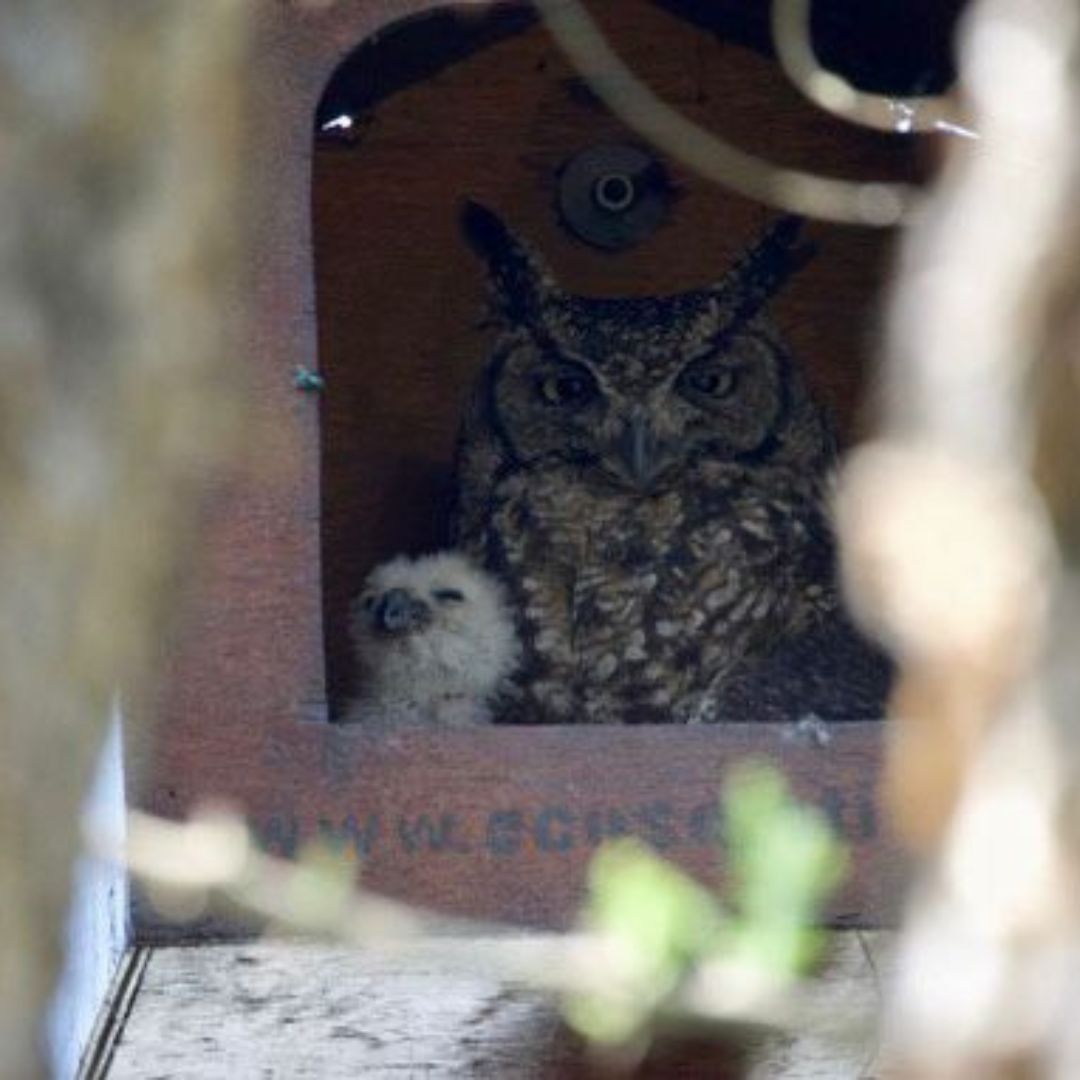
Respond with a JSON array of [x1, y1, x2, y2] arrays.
[[452, 202, 888, 724]]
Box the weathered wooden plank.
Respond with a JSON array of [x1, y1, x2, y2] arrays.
[[140, 722, 902, 939], [107, 935, 889, 1078]]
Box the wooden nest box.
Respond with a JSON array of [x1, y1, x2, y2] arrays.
[[140, 0, 960, 938]]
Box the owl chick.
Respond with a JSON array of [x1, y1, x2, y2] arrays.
[[344, 552, 521, 726]]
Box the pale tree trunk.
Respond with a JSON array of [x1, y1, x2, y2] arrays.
[[0, 5, 249, 1076], [835, 0, 1080, 1075]]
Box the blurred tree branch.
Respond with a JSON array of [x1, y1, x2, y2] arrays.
[[834, 0, 1080, 1074], [770, 0, 974, 139], [0, 5, 249, 1076], [532, 0, 914, 226]]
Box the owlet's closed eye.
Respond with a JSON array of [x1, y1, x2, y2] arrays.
[[432, 587, 466, 603]]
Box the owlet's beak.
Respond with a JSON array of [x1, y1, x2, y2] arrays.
[[372, 588, 431, 635]]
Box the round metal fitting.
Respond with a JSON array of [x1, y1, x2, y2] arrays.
[[556, 142, 673, 251]]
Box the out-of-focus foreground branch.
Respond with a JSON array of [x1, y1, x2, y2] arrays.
[[533, 0, 913, 226], [770, 0, 973, 139], [0, 6, 248, 1077], [834, 0, 1080, 1074]]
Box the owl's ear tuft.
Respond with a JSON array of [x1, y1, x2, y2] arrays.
[[710, 215, 817, 330], [461, 200, 557, 322]]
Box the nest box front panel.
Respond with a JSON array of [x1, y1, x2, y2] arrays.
[[143, 0, 921, 937]]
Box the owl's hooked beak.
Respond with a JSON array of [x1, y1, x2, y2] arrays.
[[613, 412, 670, 491], [372, 588, 431, 636]]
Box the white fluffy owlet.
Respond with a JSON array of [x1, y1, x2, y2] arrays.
[[345, 552, 521, 726]]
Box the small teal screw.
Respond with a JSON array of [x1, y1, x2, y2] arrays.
[[293, 366, 325, 393]]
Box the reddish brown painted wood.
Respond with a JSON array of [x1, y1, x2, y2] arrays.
[[140, 722, 902, 938], [141, 0, 912, 940]]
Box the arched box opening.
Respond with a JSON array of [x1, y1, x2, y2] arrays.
[[313, 2, 914, 725]]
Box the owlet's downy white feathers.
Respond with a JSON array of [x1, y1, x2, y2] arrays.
[[346, 552, 521, 726]]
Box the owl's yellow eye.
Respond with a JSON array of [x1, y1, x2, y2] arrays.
[[535, 367, 598, 408], [679, 364, 736, 399]]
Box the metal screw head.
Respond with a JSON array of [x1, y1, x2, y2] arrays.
[[293, 366, 325, 393]]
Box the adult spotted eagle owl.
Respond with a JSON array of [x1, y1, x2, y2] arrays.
[[452, 202, 890, 725]]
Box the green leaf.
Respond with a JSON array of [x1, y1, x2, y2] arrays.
[[589, 838, 726, 973], [564, 766, 848, 1050], [565, 838, 726, 1043], [721, 763, 848, 974]]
